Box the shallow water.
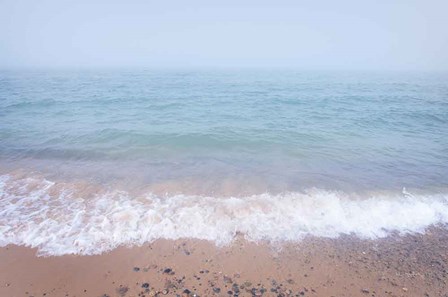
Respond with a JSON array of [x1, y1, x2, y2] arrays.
[[1, 69, 448, 255]]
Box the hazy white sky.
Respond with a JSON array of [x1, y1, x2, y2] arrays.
[[1, 0, 447, 70]]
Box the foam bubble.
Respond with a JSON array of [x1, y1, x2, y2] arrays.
[[1, 174, 448, 256]]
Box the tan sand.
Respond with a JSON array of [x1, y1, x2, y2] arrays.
[[0, 228, 447, 297]]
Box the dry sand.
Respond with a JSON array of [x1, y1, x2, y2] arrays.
[[1, 228, 447, 297]]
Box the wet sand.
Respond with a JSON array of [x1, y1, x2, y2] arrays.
[[1, 228, 447, 297]]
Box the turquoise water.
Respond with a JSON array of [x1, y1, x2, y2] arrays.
[[1, 69, 447, 192], [1, 69, 448, 255]]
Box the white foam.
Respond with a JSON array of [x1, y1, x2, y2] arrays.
[[1, 174, 448, 256]]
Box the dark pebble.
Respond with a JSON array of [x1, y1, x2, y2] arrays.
[[116, 286, 129, 296], [142, 283, 150, 289]]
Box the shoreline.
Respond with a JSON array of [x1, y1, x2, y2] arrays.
[[2, 170, 448, 258], [1, 228, 447, 297]]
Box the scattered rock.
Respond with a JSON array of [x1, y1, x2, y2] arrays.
[[183, 289, 191, 295], [116, 286, 129, 297]]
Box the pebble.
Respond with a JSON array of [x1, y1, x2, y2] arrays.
[[183, 289, 191, 295], [116, 286, 129, 296]]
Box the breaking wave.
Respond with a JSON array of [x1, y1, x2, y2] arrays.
[[1, 173, 448, 256]]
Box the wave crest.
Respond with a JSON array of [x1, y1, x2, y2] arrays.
[[1, 174, 448, 256]]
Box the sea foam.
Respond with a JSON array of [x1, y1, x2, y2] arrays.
[[1, 174, 448, 256]]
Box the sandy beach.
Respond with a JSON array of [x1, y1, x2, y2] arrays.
[[2, 0, 448, 296], [1, 228, 447, 297]]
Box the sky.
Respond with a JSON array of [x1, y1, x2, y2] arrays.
[[0, 0, 447, 70]]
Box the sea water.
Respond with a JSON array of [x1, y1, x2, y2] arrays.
[[0, 69, 447, 255]]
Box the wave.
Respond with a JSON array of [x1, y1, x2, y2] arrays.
[[1, 174, 448, 256]]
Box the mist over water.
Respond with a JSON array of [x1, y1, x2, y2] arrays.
[[1, 69, 448, 255]]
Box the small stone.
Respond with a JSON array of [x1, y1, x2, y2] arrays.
[[133, 267, 140, 272], [361, 288, 369, 294], [163, 268, 173, 274], [183, 289, 191, 295], [162, 289, 169, 295], [402, 287, 408, 292], [116, 286, 129, 297], [213, 287, 221, 293], [142, 283, 150, 289]]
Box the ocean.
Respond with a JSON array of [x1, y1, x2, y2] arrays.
[[1, 69, 447, 255]]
